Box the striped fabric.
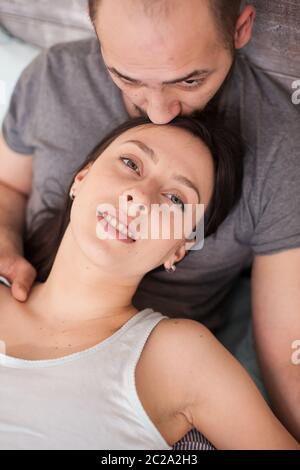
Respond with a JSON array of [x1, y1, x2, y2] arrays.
[[173, 428, 215, 451]]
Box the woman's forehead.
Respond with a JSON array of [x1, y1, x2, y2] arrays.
[[97, 123, 214, 204], [113, 124, 211, 161]]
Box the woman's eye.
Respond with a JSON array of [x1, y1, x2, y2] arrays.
[[166, 194, 185, 211], [120, 157, 141, 175], [120, 158, 184, 210]]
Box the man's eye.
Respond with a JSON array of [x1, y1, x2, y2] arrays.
[[120, 157, 141, 175], [180, 78, 205, 89], [121, 77, 140, 87], [166, 193, 185, 211]]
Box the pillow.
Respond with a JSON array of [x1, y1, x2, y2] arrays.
[[0, 26, 40, 125], [244, 0, 300, 87], [0, 0, 94, 49]]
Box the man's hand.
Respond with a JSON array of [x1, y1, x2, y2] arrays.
[[252, 248, 300, 442], [0, 134, 34, 301], [0, 249, 37, 301]]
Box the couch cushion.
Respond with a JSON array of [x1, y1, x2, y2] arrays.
[[0, 26, 40, 124], [0, 0, 94, 49]]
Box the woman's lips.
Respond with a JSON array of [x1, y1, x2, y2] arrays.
[[96, 214, 136, 244]]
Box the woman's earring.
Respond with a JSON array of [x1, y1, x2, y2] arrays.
[[165, 265, 176, 273], [70, 188, 76, 201]]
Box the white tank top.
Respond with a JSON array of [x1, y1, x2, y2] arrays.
[[0, 304, 172, 450]]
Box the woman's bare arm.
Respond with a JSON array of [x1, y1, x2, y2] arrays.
[[150, 318, 300, 450]]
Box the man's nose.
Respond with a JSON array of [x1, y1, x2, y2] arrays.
[[146, 90, 181, 124]]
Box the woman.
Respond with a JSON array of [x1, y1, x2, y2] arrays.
[[0, 115, 298, 450]]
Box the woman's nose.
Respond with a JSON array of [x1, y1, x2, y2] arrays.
[[121, 190, 149, 216]]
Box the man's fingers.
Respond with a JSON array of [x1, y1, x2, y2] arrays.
[[0, 254, 37, 302], [11, 281, 28, 301], [11, 263, 37, 302]]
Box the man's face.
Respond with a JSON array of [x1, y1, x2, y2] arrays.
[[95, 0, 234, 124]]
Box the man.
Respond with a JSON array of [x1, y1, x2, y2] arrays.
[[0, 0, 299, 444]]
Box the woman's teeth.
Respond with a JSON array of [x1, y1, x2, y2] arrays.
[[98, 212, 136, 241]]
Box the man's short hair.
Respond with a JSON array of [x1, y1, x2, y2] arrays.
[[88, 0, 242, 50], [211, 0, 242, 49]]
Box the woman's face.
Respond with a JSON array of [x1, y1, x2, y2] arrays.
[[70, 124, 214, 277]]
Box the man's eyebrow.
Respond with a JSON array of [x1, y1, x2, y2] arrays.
[[123, 140, 201, 203], [163, 69, 211, 85], [108, 67, 211, 85]]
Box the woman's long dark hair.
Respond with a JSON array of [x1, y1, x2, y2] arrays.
[[24, 113, 243, 282]]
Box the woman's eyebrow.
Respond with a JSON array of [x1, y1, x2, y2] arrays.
[[123, 140, 201, 203], [173, 175, 201, 203], [124, 140, 158, 164]]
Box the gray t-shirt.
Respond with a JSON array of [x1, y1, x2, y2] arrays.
[[2, 38, 300, 329]]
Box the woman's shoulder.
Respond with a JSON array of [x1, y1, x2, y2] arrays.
[[138, 316, 211, 374], [135, 316, 229, 444], [146, 316, 215, 357], [136, 316, 217, 415], [135, 317, 207, 443], [140, 315, 217, 370]]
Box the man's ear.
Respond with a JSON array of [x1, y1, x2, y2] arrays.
[[234, 5, 256, 50]]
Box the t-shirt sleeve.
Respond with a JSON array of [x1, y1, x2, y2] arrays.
[[249, 127, 300, 256], [1, 51, 46, 155]]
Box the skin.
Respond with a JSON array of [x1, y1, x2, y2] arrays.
[[0, 0, 255, 303], [0, 0, 298, 446], [90, 0, 300, 443], [0, 123, 298, 449], [91, 2, 299, 442], [95, 0, 256, 124], [0, 124, 213, 347]]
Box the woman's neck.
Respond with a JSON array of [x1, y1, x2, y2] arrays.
[[26, 227, 141, 327]]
